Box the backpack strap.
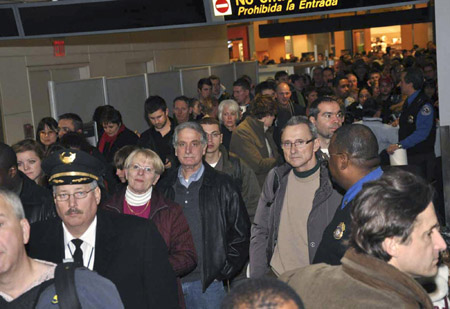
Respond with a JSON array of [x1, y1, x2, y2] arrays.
[[54, 263, 82, 309]]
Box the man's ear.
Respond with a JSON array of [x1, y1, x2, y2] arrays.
[[382, 236, 400, 258], [336, 152, 349, 170], [21, 218, 31, 245], [309, 116, 316, 125], [313, 138, 320, 152], [94, 186, 101, 205]]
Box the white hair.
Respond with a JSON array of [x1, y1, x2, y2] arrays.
[[0, 188, 25, 220]]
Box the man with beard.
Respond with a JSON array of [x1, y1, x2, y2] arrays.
[[138, 95, 177, 169], [307, 97, 344, 155]]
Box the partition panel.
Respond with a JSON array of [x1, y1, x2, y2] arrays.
[[210, 64, 235, 96], [234, 62, 258, 85], [147, 71, 182, 114], [106, 75, 148, 134], [180, 67, 210, 99], [49, 77, 106, 123]]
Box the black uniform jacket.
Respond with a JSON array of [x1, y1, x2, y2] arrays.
[[27, 210, 179, 308]]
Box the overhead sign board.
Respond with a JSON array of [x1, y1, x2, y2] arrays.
[[224, 0, 427, 20]]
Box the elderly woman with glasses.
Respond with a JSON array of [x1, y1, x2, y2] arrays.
[[102, 148, 196, 309]]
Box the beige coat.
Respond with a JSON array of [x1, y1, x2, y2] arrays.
[[230, 116, 282, 187]]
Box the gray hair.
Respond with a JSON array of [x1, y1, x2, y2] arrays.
[[53, 180, 98, 194], [218, 100, 241, 124], [0, 188, 25, 220], [281, 116, 318, 140], [172, 121, 207, 148]]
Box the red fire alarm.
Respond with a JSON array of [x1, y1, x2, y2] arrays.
[[53, 40, 65, 57]]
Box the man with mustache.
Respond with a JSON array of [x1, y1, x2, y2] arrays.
[[27, 149, 179, 308]]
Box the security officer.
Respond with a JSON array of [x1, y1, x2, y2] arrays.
[[387, 67, 436, 181], [313, 124, 381, 265]]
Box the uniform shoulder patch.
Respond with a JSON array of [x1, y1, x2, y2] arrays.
[[421, 105, 432, 116]]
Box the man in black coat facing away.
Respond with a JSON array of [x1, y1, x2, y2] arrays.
[[27, 149, 179, 308]]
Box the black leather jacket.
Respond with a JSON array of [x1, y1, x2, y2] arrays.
[[157, 163, 250, 291], [19, 171, 57, 224]]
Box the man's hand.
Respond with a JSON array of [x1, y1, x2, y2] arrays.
[[390, 118, 399, 127], [164, 159, 172, 169], [387, 144, 400, 155]]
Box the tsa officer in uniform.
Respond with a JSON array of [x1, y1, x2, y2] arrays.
[[387, 67, 436, 181], [312, 124, 382, 265]]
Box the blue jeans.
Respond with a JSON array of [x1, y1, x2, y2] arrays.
[[182, 280, 226, 309]]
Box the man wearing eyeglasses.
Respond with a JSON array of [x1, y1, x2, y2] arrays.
[[157, 121, 250, 308], [27, 149, 179, 308], [250, 116, 342, 278]]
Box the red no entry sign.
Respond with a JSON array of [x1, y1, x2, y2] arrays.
[[215, 0, 229, 14]]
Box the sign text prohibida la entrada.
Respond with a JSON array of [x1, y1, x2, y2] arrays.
[[224, 0, 419, 20]]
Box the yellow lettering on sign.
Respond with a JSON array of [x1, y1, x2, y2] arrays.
[[299, 0, 338, 9]]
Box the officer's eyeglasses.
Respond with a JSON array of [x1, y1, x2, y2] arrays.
[[55, 188, 95, 201]]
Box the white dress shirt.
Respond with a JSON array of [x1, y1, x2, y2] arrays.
[[63, 216, 97, 270]]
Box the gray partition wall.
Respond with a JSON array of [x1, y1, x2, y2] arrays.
[[180, 67, 210, 99], [234, 62, 258, 86], [106, 75, 149, 134], [147, 71, 182, 115], [49, 77, 107, 123], [210, 64, 235, 95]]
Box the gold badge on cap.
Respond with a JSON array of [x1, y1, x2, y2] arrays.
[[333, 222, 346, 240], [59, 152, 76, 164]]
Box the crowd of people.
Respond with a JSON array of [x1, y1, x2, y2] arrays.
[[0, 43, 447, 309]]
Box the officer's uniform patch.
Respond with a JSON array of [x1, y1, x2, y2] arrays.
[[333, 222, 346, 240], [421, 105, 431, 116]]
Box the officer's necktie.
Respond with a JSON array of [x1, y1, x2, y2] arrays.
[[71, 238, 84, 267]]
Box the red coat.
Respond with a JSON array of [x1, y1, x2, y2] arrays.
[[101, 187, 197, 277], [101, 187, 197, 309]]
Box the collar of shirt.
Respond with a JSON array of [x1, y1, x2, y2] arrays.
[[63, 216, 97, 269], [407, 90, 421, 106], [177, 163, 205, 188], [362, 117, 382, 123], [341, 167, 383, 209]]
